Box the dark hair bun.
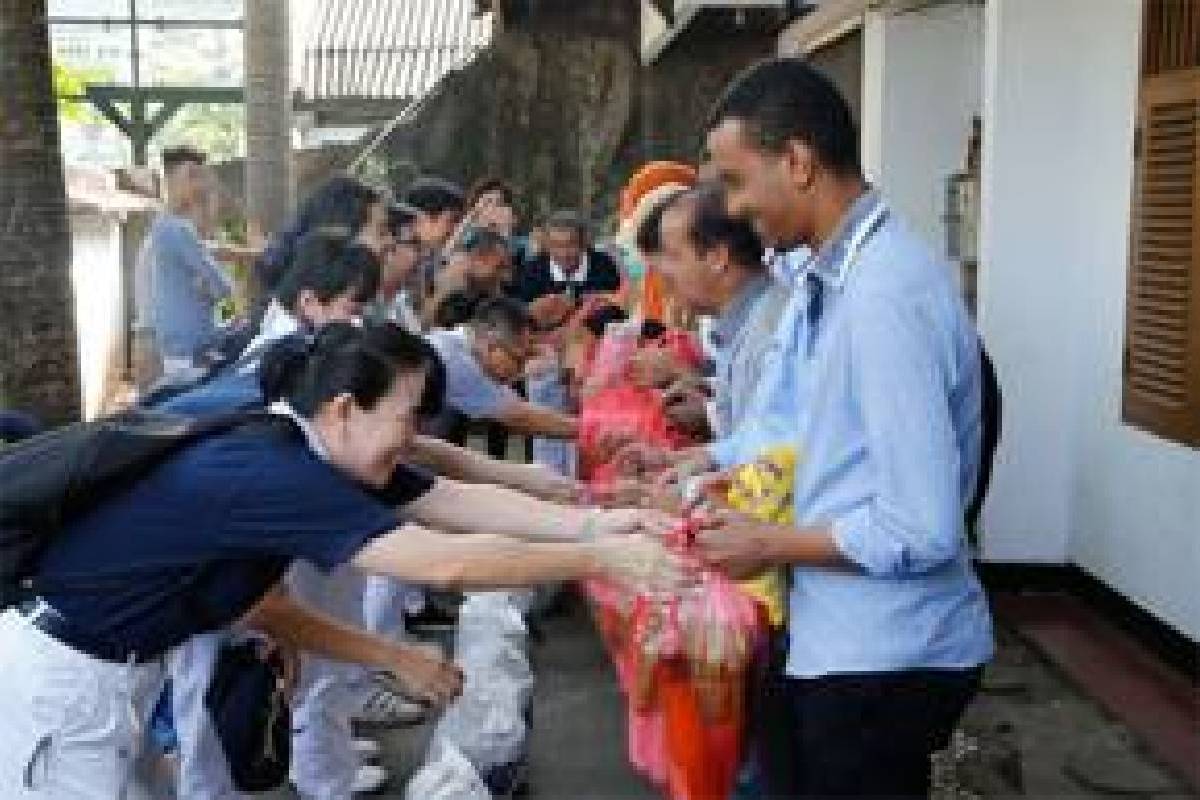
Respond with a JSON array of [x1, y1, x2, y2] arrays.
[[258, 333, 315, 403]]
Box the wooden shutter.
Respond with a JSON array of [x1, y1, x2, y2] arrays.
[[1123, 68, 1200, 447]]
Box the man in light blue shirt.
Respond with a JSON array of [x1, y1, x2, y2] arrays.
[[135, 146, 232, 380], [699, 58, 993, 798]]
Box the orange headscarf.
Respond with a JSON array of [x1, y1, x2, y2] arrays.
[[617, 161, 698, 321]]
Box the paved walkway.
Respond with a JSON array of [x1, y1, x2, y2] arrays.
[[270, 596, 1194, 799]]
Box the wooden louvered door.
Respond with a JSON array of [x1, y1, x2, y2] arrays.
[[1123, 4, 1200, 448], [1123, 72, 1200, 446]]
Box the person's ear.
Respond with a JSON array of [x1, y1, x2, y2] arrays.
[[328, 393, 355, 435], [782, 139, 817, 193]]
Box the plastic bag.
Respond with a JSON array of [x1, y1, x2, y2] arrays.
[[648, 328, 707, 372], [404, 741, 490, 800], [579, 384, 687, 481], [432, 679, 529, 773], [458, 592, 529, 641], [588, 318, 642, 388], [454, 606, 534, 710], [725, 445, 797, 628]]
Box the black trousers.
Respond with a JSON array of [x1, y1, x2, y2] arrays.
[[755, 645, 980, 799]]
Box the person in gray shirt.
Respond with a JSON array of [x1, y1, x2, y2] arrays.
[[424, 297, 578, 442], [135, 146, 233, 381]]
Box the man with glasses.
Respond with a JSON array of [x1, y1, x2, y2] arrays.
[[423, 296, 578, 444]]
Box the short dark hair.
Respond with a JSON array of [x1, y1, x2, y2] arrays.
[[468, 177, 515, 208], [471, 296, 534, 341], [404, 177, 466, 216], [259, 321, 432, 417], [162, 146, 206, 172], [635, 192, 683, 256], [544, 209, 590, 243], [432, 290, 481, 330], [708, 57, 860, 175], [258, 176, 384, 292], [670, 184, 764, 270], [275, 229, 381, 310]]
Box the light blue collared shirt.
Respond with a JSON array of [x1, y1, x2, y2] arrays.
[[138, 213, 233, 361], [767, 190, 993, 678]]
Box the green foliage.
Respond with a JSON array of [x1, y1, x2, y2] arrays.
[[52, 61, 113, 125]]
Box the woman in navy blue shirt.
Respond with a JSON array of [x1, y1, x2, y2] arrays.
[[0, 322, 683, 798]]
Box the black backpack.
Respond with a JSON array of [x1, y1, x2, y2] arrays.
[[0, 408, 271, 608]]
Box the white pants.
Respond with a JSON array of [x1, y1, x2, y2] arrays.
[[0, 609, 165, 799], [168, 630, 247, 800], [287, 562, 367, 800]]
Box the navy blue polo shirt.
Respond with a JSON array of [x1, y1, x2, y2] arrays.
[[33, 425, 402, 659]]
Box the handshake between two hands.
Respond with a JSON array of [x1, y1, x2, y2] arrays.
[[584, 499, 785, 593]]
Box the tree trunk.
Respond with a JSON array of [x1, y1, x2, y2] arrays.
[[244, 0, 293, 298], [0, 0, 81, 423]]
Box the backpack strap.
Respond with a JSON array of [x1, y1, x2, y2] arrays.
[[19, 411, 299, 602]]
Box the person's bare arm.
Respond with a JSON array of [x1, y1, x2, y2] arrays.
[[242, 586, 462, 705], [405, 477, 662, 542], [404, 433, 580, 502], [351, 523, 686, 591], [493, 398, 578, 439]]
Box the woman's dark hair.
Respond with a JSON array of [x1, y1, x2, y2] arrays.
[[468, 177, 515, 208], [274, 229, 381, 311], [415, 338, 446, 417], [432, 290, 481, 330], [403, 177, 466, 216], [670, 183, 764, 270], [582, 303, 629, 338], [708, 57, 860, 176], [257, 176, 384, 292], [260, 321, 432, 417]]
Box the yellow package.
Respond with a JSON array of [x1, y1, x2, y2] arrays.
[[725, 445, 796, 628]]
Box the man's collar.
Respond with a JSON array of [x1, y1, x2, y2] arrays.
[[549, 252, 589, 284], [808, 188, 885, 289], [711, 273, 771, 348]]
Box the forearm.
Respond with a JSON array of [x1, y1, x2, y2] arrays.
[[497, 400, 578, 439], [765, 523, 854, 570], [405, 434, 573, 500], [243, 588, 410, 672], [352, 525, 601, 589], [409, 478, 588, 541]]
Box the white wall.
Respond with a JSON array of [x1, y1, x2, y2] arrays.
[[69, 211, 124, 420], [860, 3, 983, 253], [978, 0, 1200, 639]]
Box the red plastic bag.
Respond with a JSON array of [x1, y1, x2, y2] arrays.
[[649, 329, 707, 372], [578, 384, 687, 481]]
